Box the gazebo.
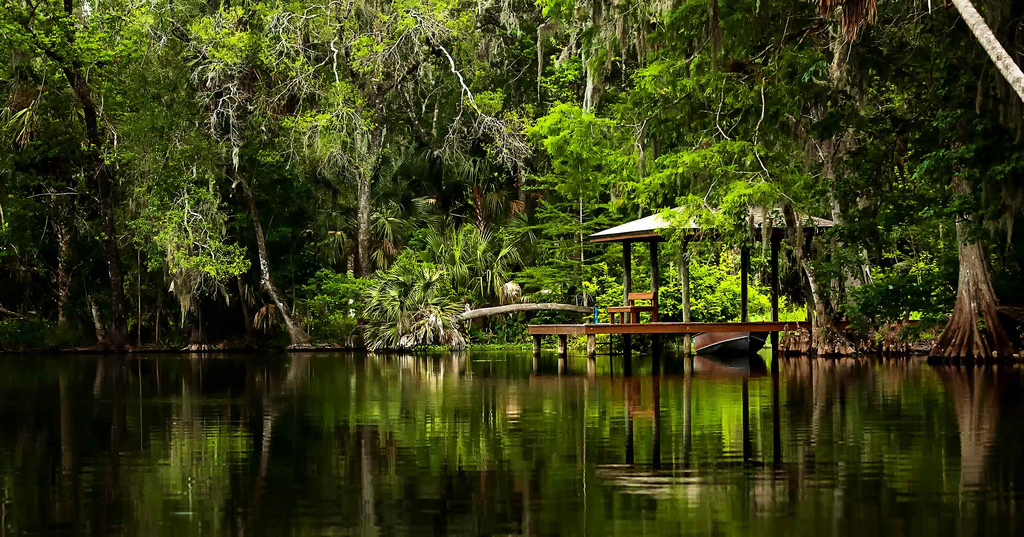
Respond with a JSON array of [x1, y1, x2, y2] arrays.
[[528, 206, 835, 359]]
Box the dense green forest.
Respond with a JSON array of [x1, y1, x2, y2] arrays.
[[2, 0, 1023, 356]]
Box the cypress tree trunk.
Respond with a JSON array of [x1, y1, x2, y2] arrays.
[[930, 181, 1014, 359]]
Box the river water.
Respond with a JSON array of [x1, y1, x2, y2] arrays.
[[0, 350, 1021, 535]]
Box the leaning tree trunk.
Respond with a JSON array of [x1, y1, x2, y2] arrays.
[[951, 0, 1024, 103], [930, 200, 1014, 360], [782, 203, 853, 355], [234, 174, 311, 347], [457, 303, 592, 321]]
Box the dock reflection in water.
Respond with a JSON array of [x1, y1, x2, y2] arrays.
[[0, 351, 1022, 535]]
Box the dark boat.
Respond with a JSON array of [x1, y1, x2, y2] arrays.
[[692, 331, 768, 356]]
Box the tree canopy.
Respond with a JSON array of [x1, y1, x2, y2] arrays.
[[2, 0, 1023, 357]]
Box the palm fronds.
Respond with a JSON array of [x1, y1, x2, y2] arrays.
[[819, 0, 877, 40], [361, 223, 524, 350], [254, 303, 280, 334], [362, 260, 466, 350]]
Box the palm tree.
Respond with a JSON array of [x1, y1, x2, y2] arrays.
[[423, 224, 523, 305], [362, 258, 466, 350]]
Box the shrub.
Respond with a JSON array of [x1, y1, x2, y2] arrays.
[[298, 269, 370, 345]]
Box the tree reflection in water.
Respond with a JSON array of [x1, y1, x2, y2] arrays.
[[0, 352, 1022, 535]]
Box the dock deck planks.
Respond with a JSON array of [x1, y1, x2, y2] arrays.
[[528, 321, 819, 336]]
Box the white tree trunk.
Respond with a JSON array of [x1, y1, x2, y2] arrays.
[[457, 303, 592, 321], [951, 0, 1024, 102]]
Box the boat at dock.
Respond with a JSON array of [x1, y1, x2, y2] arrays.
[[692, 331, 768, 356]]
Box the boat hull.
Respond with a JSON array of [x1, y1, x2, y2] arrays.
[[693, 331, 768, 356]]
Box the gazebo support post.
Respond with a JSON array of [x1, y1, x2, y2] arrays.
[[650, 240, 660, 356], [622, 241, 632, 356], [557, 334, 568, 357], [587, 334, 596, 359], [804, 232, 813, 324], [680, 239, 691, 354], [741, 245, 750, 322], [623, 241, 633, 305], [650, 241, 659, 322], [770, 235, 781, 357]]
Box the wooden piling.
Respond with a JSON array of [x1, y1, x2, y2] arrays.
[[680, 240, 692, 355]]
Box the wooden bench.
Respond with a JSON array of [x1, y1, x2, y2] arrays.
[[607, 292, 658, 324]]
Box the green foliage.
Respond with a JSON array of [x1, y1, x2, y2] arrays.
[[0, 317, 84, 350], [847, 254, 954, 322], [298, 269, 370, 343], [581, 263, 623, 310], [2, 0, 1024, 351], [657, 251, 778, 323]]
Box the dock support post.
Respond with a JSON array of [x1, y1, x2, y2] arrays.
[[587, 334, 596, 359], [770, 235, 781, 360], [741, 245, 750, 322], [557, 334, 568, 357], [679, 240, 691, 354], [533, 335, 542, 358]]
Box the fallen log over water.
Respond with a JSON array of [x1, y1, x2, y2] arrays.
[[458, 303, 591, 321]]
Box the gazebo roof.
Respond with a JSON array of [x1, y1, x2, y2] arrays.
[[589, 207, 834, 243]]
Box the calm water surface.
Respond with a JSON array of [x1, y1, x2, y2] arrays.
[[0, 350, 1022, 535]]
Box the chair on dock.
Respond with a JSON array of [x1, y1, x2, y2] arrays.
[[607, 292, 657, 324]]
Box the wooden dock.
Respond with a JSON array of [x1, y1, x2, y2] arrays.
[[529, 321, 822, 358], [529, 207, 838, 361], [528, 321, 815, 336]]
